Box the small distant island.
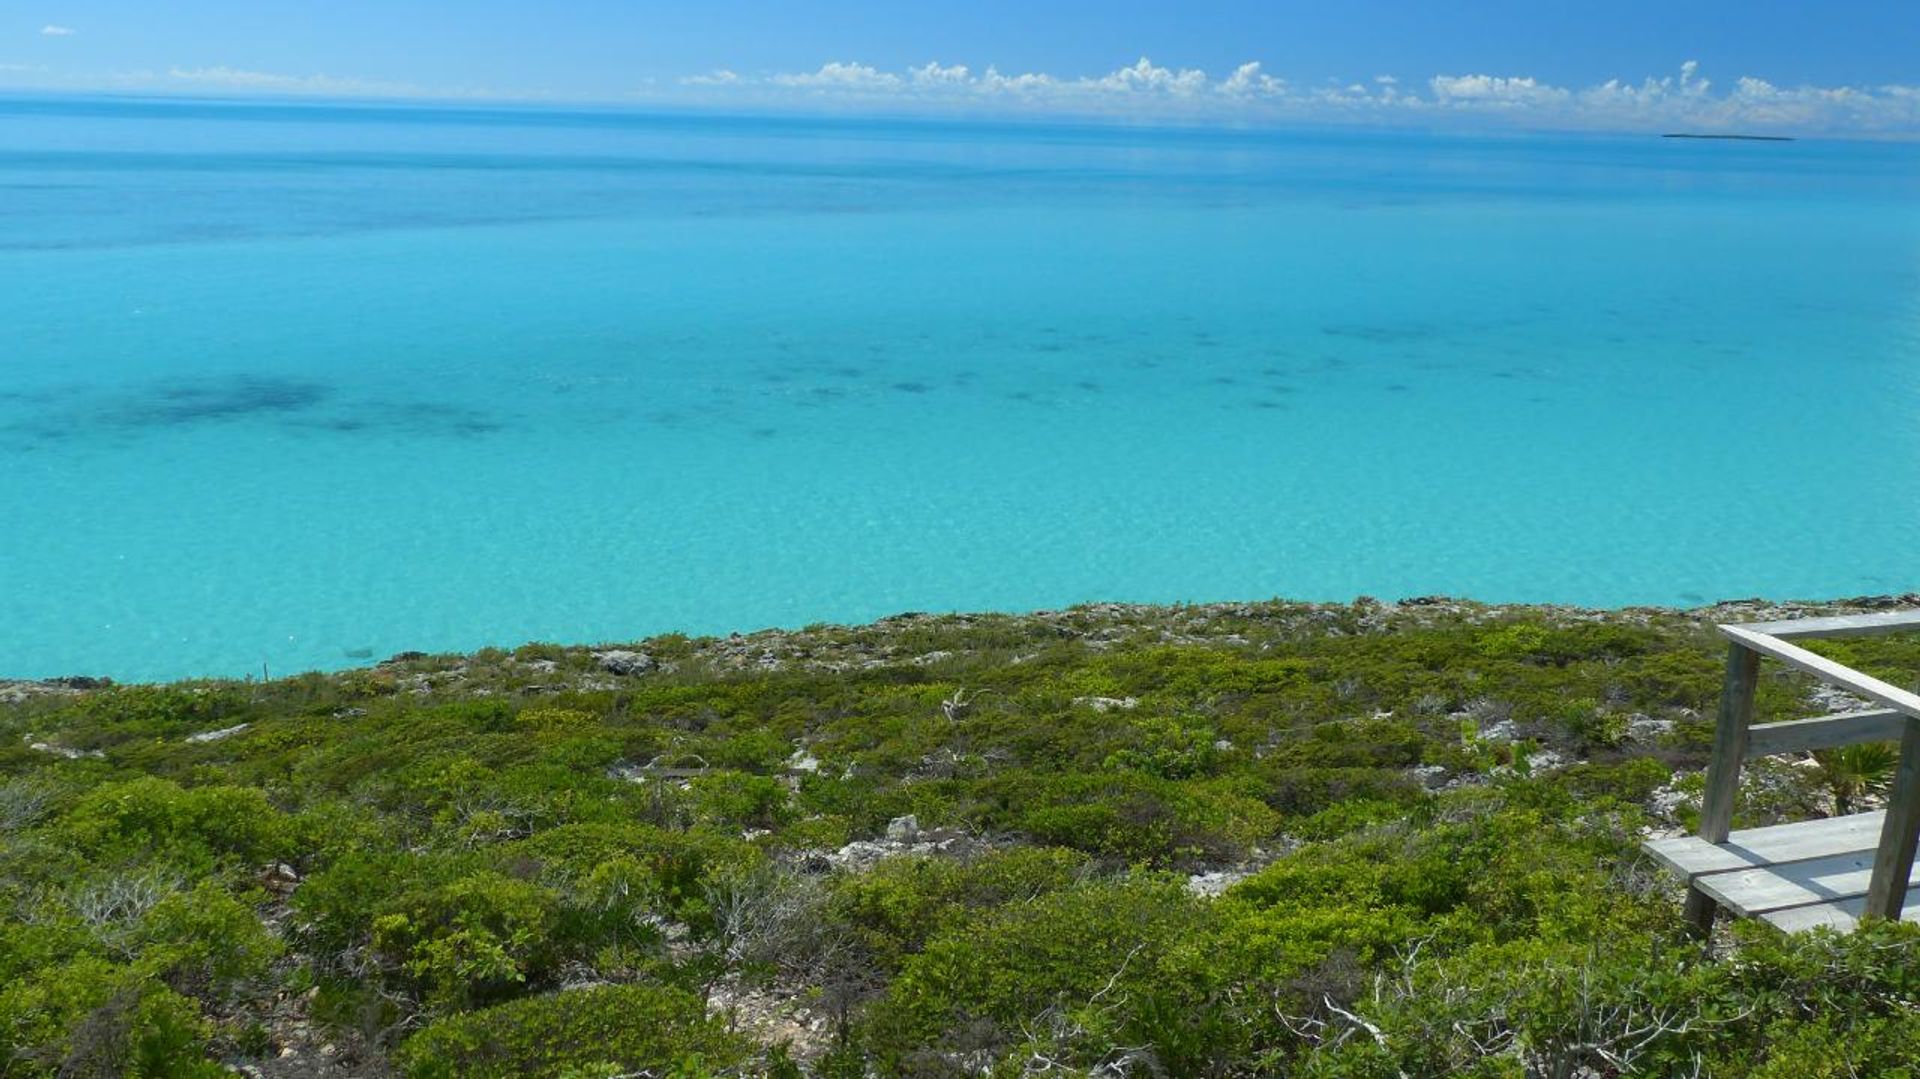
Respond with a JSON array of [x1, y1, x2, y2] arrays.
[[1662, 132, 1797, 141]]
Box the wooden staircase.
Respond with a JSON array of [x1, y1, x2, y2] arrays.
[[1643, 611, 1920, 933]]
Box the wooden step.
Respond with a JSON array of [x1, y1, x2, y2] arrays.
[[1761, 893, 1920, 933], [1695, 848, 1920, 916], [1644, 812, 1885, 880]]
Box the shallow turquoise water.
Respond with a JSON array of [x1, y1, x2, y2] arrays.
[[3, 98, 1918, 681]]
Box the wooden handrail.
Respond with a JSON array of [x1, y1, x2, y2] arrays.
[[1720, 624, 1920, 719], [1746, 710, 1908, 758], [1685, 613, 1920, 931], [1731, 611, 1920, 641]]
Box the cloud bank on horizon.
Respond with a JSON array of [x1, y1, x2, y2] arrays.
[[667, 57, 1918, 135], [7, 54, 1917, 136]]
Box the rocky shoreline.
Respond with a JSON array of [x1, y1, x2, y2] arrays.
[[8, 592, 1918, 701]]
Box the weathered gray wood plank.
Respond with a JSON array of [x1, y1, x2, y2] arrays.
[[1760, 892, 1920, 934], [1745, 710, 1907, 758], [1698, 643, 1761, 842], [1865, 718, 1920, 919], [1719, 624, 1920, 719], [1644, 812, 1886, 880], [1688, 642, 1763, 934], [1734, 611, 1920, 640], [1695, 849, 1920, 916]]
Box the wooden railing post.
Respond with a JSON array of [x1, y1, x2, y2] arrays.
[[1864, 717, 1920, 920], [1685, 642, 1760, 934]]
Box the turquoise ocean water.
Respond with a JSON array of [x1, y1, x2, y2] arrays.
[[3, 97, 1918, 681]]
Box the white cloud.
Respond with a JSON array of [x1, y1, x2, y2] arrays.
[[40, 24, 75, 36], [663, 58, 1919, 134], [1220, 61, 1285, 98], [166, 66, 433, 98], [1089, 57, 1207, 95], [1429, 73, 1569, 107], [4, 49, 1913, 135], [770, 61, 901, 90], [977, 65, 1054, 94], [910, 61, 970, 86]]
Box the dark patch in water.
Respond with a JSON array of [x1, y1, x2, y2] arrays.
[[1322, 322, 1435, 344], [1033, 342, 1068, 353], [343, 646, 375, 660], [102, 376, 331, 429], [761, 372, 790, 383], [892, 382, 931, 394], [1210, 376, 1238, 386], [810, 387, 844, 399], [10, 374, 513, 449], [361, 402, 506, 438], [1075, 381, 1102, 392], [1677, 592, 1706, 604], [1385, 383, 1410, 392], [0, 388, 68, 406], [1005, 391, 1036, 402], [1267, 384, 1297, 394], [750, 427, 778, 438], [1251, 400, 1287, 410], [830, 366, 865, 378]]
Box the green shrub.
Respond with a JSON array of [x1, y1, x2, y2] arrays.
[[833, 847, 1093, 968], [1002, 771, 1279, 865], [515, 707, 599, 732], [369, 871, 561, 1009], [134, 882, 283, 991], [506, 821, 761, 917], [0, 957, 226, 1078], [1101, 716, 1220, 779], [395, 983, 747, 1078], [866, 877, 1206, 1066], [687, 772, 793, 831], [53, 685, 251, 749], [59, 777, 290, 866]]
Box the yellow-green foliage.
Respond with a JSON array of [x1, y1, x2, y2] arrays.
[[396, 983, 747, 1078], [3, 601, 1911, 1075]]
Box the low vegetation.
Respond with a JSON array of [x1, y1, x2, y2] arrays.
[[4, 596, 1919, 1077]]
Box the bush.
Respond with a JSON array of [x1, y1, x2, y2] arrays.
[[59, 777, 290, 867], [368, 871, 561, 1010], [833, 847, 1093, 968], [0, 958, 226, 1078], [687, 772, 793, 831], [395, 983, 748, 1078], [866, 877, 1206, 1067], [1001, 771, 1279, 865], [135, 882, 283, 992]]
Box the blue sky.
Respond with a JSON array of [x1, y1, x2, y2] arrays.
[[8, 1, 1919, 134]]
